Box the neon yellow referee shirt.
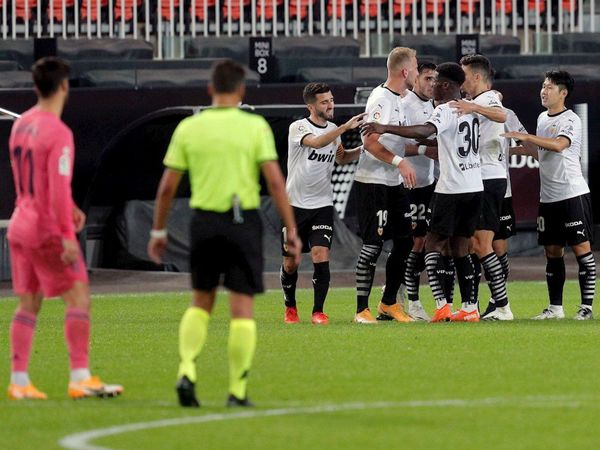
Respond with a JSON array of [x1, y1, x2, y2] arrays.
[[163, 107, 278, 212]]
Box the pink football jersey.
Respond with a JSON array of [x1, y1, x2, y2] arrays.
[[7, 107, 76, 247]]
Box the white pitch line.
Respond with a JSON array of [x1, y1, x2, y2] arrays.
[[58, 395, 590, 450]]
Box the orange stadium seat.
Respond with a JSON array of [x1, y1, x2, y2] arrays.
[[289, 0, 314, 19], [48, 0, 74, 22], [327, 0, 352, 18], [460, 0, 480, 14], [425, 0, 443, 15], [527, 0, 545, 13], [220, 0, 251, 20], [15, 0, 40, 21], [256, 0, 283, 20], [495, 0, 513, 14], [114, 0, 142, 21], [190, 0, 217, 21], [80, 0, 108, 21], [160, 0, 181, 21]]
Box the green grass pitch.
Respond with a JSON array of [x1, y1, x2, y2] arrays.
[[1, 282, 599, 450]]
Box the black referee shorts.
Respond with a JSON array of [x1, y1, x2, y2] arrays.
[[190, 209, 264, 296]]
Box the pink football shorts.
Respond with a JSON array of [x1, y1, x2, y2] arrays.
[[9, 236, 88, 298]]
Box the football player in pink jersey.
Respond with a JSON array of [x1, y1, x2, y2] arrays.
[[6, 57, 123, 400]]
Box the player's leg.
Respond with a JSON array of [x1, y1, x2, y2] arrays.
[[307, 206, 334, 324], [223, 209, 263, 406], [310, 246, 330, 323], [473, 179, 510, 317], [226, 291, 256, 407], [60, 280, 124, 399], [354, 182, 383, 323], [175, 211, 224, 406], [450, 192, 483, 322], [405, 185, 431, 320], [377, 185, 413, 322], [7, 241, 47, 400], [175, 288, 217, 407], [280, 207, 306, 323], [441, 243, 456, 310], [568, 194, 595, 320], [425, 232, 452, 322], [534, 201, 567, 319]]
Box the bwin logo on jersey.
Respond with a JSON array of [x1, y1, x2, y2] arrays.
[[565, 221, 583, 227], [308, 150, 335, 163]]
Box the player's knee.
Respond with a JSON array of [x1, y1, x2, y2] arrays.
[[544, 245, 564, 259], [310, 246, 329, 264], [282, 257, 299, 274]]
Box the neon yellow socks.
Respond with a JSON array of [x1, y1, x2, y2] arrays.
[[177, 307, 210, 382], [228, 319, 256, 399]]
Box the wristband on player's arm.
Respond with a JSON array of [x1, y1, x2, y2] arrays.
[[150, 229, 167, 239], [391, 155, 403, 167]]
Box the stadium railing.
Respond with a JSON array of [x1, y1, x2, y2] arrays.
[[0, 0, 596, 58]]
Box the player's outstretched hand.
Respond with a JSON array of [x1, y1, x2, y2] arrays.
[[148, 236, 167, 265], [73, 206, 86, 233], [285, 228, 303, 266], [501, 131, 527, 141], [448, 99, 475, 116], [360, 122, 385, 136], [398, 159, 416, 189], [343, 112, 367, 131], [61, 239, 80, 265]]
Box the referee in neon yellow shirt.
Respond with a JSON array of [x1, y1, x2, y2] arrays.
[[148, 60, 301, 408]]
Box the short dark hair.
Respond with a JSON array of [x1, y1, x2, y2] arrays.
[[460, 54, 493, 82], [211, 59, 246, 93], [436, 62, 465, 86], [418, 61, 437, 73], [302, 82, 331, 104], [545, 70, 574, 99], [31, 57, 70, 98]]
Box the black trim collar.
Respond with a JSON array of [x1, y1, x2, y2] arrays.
[[470, 89, 493, 101], [547, 108, 569, 118], [306, 117, 328, 129], [381, 83, 401, 96], [409, 90, 430, 103]]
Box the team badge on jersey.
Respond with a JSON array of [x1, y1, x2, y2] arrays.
[[58, 147, 71, 176], [377, 226, 383, 236]]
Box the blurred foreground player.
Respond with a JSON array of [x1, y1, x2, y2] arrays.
[[7, 57, 123, 400], [148, 60, 301, 407]]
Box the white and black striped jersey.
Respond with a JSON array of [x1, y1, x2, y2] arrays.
[[286, 117, 340, 209], [502, 108, 527, 198], [401, 90, 435, 188], [471, 90, 507, 180], [426, 103, 483, 194], [536, 109, 589, 203], [355, 84, 408, 186]]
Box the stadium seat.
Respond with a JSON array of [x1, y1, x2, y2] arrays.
[[48, 0, 74, 23], [553, 32, 600, 53], [494, 0, 512, 14], [255, 0, 283, 20], [15, 0, 40, 21], [190, 0, 217, 21], [114, 0, 142, 21], [460, 0, 479, 14], [289, 0, 315, 19], [480, 34, 521, 54], [57, 38, 154, 60], [0, 71, 34, 88], [80, 0, 109, 21], [221, 0, 251, 20], [273, 36, 360, 58], [185, 36, 249, 61]]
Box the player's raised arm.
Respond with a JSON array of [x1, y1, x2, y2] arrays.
[[449, 99, 507, 123], [361, 121, 436, 140], [302, 112, 366, 149], [502, 130, 570, 153]]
